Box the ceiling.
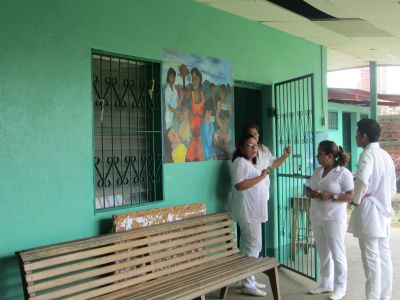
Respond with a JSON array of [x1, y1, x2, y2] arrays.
[[196, 0, 400, 71]]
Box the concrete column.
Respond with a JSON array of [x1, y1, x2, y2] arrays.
[[369, 61, 378, 120]]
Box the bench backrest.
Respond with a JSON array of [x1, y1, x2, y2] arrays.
[[113, 203, 206, 232], [16, 212, 237, 300]]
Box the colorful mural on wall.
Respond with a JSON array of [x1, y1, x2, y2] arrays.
[[163, 49, 234, 163]]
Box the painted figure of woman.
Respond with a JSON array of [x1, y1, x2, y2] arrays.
[[164, 68, 178, 130], [186, 67, 205, 161], [214, 84, 233, 158]]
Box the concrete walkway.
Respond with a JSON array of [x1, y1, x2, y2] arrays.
[[206, 227, 400, 300]]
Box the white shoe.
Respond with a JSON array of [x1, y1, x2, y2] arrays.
[[242, 287, 267, 297], [308, 286, 333, 294], [235, 281, 266, 289], [255, 282, 266, 289], [329, 291, 345, 300]]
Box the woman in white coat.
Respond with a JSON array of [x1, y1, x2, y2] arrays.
[[231, 133, 271, 297], [306, 140, 354, 300]]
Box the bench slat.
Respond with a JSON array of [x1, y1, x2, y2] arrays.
[[138, 257, 279, 300], [27, 229, 233, 282], [99, 256, 278, 300], [132, 256, 258, 299], [31, 247, 239, 300], [51, 249, 238, 300], [92, 255, 241, 300], [25, 220, 233, 271], [27, 235, 235, 293], [18, 213, 231, 261]]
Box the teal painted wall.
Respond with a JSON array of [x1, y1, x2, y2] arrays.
[[0, 0, 326, 298]]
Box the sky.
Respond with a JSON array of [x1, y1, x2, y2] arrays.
[[162, 48, 233, 86], [327, 66, 400, 94]]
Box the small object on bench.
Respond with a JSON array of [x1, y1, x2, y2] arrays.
[[16, 212, 281, 300], [113, 203, 206, 232]]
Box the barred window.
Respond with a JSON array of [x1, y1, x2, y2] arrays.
[[328, 111, 338, 130], [92, 52, 163, 211]]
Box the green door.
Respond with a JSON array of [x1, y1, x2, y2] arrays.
[[274, 74, 318, 280], [342, 112, 352, 171]]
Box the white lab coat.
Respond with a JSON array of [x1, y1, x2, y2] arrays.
[[348, 142, 396, 300], [231, 157, 269, 290], [164, 84, 178, 129], [348, 142, 396, 237], [307, 166, 354, 294], [231, 157, 269, 224]]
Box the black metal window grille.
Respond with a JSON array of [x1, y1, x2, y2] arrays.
[[328, 110, 338, 130], [92, 52, 163, 211]]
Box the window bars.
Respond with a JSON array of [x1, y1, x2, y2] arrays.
[[92, 52, 162, 210], [328, 111, 339, 130]]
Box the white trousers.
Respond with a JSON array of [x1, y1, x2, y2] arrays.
[[238, 222, 262, 290], [311, 218, 348, 293], [358, 236, 393, 300]]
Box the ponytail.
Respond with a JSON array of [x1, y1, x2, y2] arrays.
[[319, 140, 350, 167], [335, 145, 349, 167]]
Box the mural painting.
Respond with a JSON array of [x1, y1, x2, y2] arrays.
[[163, 49, 234, 163]]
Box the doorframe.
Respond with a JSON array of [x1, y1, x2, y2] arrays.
[[233, 80, 276, 258]]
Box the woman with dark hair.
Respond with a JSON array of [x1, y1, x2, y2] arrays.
[[165, 67, 178, 130], [231, 133, 270, 297], [305, 140, 354, 300], [241, 122, 291, 169], [241, 122, 291, 198], [186, 67, 205, 161]]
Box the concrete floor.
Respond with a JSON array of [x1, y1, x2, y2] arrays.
[[206, 227, 400, 300]]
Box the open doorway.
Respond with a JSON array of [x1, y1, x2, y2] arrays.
[[342, 112, 352, 171], [234, 85, 263, 142], [234, 82, 274, 258]]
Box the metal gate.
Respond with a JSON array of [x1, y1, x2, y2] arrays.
[[274, 74, 317, 280]]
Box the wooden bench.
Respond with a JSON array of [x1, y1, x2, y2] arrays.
[[16, 212, 281, 300]]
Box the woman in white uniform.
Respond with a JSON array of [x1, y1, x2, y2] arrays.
[[306, 140, 354, 300], [231, 133, 270, 297]]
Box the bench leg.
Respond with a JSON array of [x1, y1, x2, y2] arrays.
[[219, 286, 229, 299], [193, 295, 205, 300], [264, 267, 281, 300]]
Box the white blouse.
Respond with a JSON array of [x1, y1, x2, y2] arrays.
[[164, 84, 178, 129], [307, 166, 354, 221], [231, 157, 269, 224]]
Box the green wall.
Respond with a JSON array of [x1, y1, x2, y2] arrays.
[[0, 0, 326, 298]]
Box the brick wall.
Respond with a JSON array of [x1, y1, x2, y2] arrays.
[[379, 116, 400, 142], [380, 115, 400, 192]]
